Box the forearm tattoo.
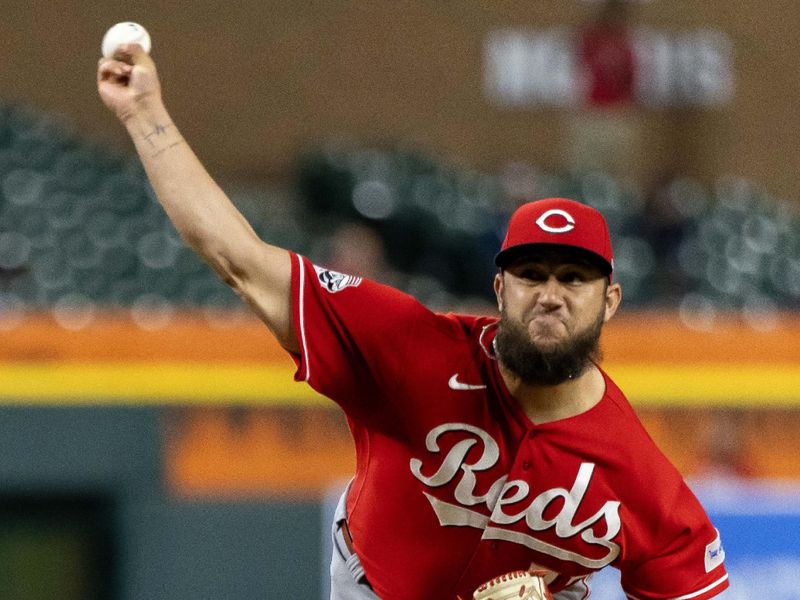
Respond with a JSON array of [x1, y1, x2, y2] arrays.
[[139, 121, 184, 157]]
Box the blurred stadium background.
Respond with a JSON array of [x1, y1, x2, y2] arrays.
[[1, 1, 798, 598]]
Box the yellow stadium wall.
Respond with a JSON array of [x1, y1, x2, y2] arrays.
[[2, 310, 798, 498]]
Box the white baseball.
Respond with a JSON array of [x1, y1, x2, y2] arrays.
[[101, 22, 151, 58]]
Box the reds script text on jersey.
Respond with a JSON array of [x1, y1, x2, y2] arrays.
[[290, 253, 729, 600]]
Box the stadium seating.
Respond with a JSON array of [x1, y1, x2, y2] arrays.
[[1, 102, 797, 327]]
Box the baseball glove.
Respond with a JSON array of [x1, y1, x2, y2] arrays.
[[472, 570, 553, 600]]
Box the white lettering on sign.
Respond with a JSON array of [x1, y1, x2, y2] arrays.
[[484, 28, 579, 107], [485, 28, 733, 107]]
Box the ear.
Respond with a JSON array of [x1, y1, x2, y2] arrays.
[[494, 272, 504, 312], [603, 282, 622, 323]]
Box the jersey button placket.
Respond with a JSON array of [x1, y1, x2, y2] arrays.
[[523, 429, 536, 470]]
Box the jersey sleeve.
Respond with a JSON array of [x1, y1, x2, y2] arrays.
[[619, 482, 729, 600], [289, 252, 429, 418]]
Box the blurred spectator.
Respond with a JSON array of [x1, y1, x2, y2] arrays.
[[637, 173, 695, 302], [578, 0, 636, 108], [324, 221, 395, 284], [566, 0, 644, 182]]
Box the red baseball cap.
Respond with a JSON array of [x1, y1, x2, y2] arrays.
[[495, 198, 614, 276]]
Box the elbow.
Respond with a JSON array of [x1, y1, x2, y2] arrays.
[[210, 252, 246, 291], [187, 237, 245, 291]]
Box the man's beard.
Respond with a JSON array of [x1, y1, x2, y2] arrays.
[[494, 308, 604, 386]]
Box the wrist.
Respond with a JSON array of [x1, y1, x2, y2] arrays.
[[121, 95, 169, 131], [123, 101, 184, 159]]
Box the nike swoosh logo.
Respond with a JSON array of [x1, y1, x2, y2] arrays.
[[448, 374, 487, 391]]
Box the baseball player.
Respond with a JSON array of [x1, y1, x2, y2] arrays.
[[98, 46, 730, 600]]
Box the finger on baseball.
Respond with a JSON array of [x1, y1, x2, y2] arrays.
[[98, 57, 133, 73], [112, 43, 153, 67], [97, 59, 133, 83]]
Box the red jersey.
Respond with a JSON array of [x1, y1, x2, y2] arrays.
[[289, 253, 729, 600]]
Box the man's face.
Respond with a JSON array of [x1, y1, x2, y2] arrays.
[[493, 248, 621, 385]]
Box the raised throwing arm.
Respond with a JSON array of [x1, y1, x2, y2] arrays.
[[97, 44, 298, 352]]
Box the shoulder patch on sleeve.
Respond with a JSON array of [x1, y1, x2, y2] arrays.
[[704, 529, 725, 573], [313, 265, 363, 293]]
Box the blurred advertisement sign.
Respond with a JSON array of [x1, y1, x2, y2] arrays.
[[485, 28, 733, 107]]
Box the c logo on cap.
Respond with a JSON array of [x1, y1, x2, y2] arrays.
[[536, 209, 575, 234]]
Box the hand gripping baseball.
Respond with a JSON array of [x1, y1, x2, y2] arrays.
[[97, 44, 162, 123], [472, 570, 553, 600]]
